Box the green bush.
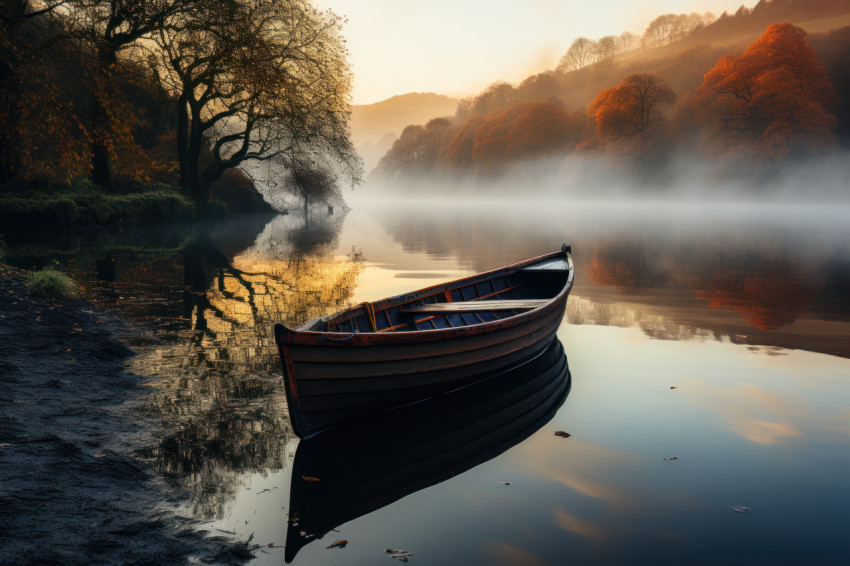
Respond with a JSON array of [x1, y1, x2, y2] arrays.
[[26, 268, 79, 300]]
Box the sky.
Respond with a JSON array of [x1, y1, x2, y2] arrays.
[[316, 0, 752, 105]]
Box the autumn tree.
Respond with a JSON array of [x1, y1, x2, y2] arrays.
[[0, 1, 92, 184], [470, 102, 584, 171], [374, 117, 457, 178], [69, 0, 197, 188], [437, 115, 488, 170], [516, 72, 561, 103], [155, 0, 359, 207], [684, 23, 841, 161], [457, 81, 518, 120], [588, 73, 675, 141]]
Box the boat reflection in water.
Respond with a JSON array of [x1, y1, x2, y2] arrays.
[[283, 339, 571, 562]]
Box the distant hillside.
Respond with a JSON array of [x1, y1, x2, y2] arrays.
[[352, 92, 458, 169]]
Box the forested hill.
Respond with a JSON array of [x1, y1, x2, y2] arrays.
[[352, 93, 459, 169], [372, 0, 850, 184]]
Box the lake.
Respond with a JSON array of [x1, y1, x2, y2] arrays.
[[9, 196, 850, 565]]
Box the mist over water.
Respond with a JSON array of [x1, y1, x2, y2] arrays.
[[361, 149, 850, 204]]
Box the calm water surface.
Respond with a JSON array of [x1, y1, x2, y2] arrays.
[[16, 198, 850, 565]]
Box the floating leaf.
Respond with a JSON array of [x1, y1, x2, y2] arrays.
[[327, 539, 347, 549], [730, 506, 751, 513], [386, 548, 414, 561], [554, 431, 571, 438], [302, 476, 320, 482]]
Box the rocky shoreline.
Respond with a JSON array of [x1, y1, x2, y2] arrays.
[[0, 264, 252, 565]]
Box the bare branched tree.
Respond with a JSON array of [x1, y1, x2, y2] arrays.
[[557, 37, 597, 72]]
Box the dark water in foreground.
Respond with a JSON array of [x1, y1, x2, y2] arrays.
[[6, 199, 850, 564]]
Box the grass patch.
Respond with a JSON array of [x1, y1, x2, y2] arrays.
[[26, 268, 79, 300]]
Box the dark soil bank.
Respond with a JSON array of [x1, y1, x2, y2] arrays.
[[0, 266, 252, 565]]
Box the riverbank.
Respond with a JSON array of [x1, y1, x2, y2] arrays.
[[0, 264, 255, 564], [0, 174, 275, 236]]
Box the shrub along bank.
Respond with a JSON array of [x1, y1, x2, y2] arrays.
[[0, 173, 275, 235]]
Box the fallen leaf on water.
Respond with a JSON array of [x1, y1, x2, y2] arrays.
[[327, 540, 347, 549], [730, 506, 751, 513], [554, 431, 571, 438], [386, 548, 414, 561], [94, 451, 107, 458], [302, 476, 320, 482], [0, 443, 11, 448]]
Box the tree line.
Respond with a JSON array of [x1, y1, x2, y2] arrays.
[[374, 21, 849, 180], [0, 0, 360, 209]]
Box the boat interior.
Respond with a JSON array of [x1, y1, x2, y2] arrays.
[[309, 255, 570, 333]]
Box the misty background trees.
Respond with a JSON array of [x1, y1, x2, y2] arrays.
[[373, 0, 850, 183], [0, 0, 360, 212]]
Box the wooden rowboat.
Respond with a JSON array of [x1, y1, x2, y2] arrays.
[[284, 339, 571, 562], [273, 244, 574, 438]]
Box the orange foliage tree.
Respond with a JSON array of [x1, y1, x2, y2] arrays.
[[0, 2, 92, 184], [588, 73, 676, 141], [469, 101, 584, 171], [437, 115, 487, 170], [684, 23, 840, 161], [585, 73, 675, 166]]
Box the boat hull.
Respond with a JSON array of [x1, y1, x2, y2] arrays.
[[274, 247, 574, 438]]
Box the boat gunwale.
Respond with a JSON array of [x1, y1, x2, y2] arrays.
[[275, 247, 574, 347]]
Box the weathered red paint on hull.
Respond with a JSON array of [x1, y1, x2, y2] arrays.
[[274, 246, 574, 438]]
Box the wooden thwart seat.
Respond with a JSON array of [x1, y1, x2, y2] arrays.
[[400, 299, 548, 314]]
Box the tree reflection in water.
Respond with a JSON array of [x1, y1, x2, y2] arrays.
[[135, 212, 363, 520]]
